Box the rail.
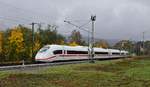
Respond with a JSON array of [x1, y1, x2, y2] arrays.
[[0, 61, 88, 71], [0, 56, 129, 71]]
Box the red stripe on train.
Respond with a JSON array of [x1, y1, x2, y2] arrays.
[[59, 54, 89, 56], [36, 54, 89, 60], [36, 55, 56, 60]]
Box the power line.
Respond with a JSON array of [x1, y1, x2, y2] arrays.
[[79, 20, 91, 28], [64, 20, 91, 33], [0, 1, 51, 21], [0, 2, 34, 22], [64, 16, 96, 63], [0, 1, 53, 31], [0, 16, 30, 23], [0, 16, 31, 29]]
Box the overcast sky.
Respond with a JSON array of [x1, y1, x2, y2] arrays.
[[0, 0, 150, 41]]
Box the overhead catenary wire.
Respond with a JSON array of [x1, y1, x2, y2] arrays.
[[0, 16, 31, 23], [0, 1, 104, 39], [64, 20, 101, 38], [78, 20, 91, 28], [0, 18, 26, 29], [0, 1, 51, 21], [64, 20, 92, 33], [0, 0, 53, 28], [0, 2, 34, 22], [0, 1, 98, 36]]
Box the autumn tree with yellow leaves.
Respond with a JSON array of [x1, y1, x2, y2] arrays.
[[69, 30, 86, 46], [8, 27, 25, 61], [0, 24, 66, 63], [0, 31, 4, 62], [0, 32, 3, 53], [68, 41, 79, 46], [9, 28, 24, 52], [33, 32, 41, 58], [95, 40, 109, 48]]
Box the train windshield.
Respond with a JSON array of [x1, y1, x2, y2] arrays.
[[39, 46, 50, 53]]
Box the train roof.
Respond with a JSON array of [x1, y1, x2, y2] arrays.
[[45, 44, 126, 53]]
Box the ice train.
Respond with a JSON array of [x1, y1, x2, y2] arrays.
[[35, 45, 128, 62]]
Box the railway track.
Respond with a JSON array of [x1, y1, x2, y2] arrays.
[[0, 57, 129, 71], [0, 60, 88, 71]]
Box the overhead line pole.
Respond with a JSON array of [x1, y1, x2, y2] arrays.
[[64, 16, 96, 63], [30, 22, 38, 60], [90, 15, 96, 63], [64, 20, 92, 61], [142, 32, 145, 55]]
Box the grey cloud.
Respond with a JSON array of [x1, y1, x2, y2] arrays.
[[0, 0, 150, 40]]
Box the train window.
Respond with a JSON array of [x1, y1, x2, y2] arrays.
[[39, 46, 50, 53], [95, 52, 108, 54], [54, 50, 62, 54], [121, 53, 124, 55], [67, 51, 88, 54], [112, 53, 120, 55]]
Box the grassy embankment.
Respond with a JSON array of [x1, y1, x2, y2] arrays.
[[0, 57, 150, 87]]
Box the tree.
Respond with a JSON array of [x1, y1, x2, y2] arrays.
[[0, 32, 3, 53], [38, 25, 65, 45], [134, 41, 143, 55], [134, 41, 150, 55], [114, 40, 133, 53], [0, 31, 4, 62], [95, 40, 109, 48], [144, 41, 150, 55], [33, 32, 41, 57], [68, 41, 78, 46], [8, 26, 25, 61], [69, 30, 85, 45], [0, 24, 66, 63], [18, 25, 32, 60]]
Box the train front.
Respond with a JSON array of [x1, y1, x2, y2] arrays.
[[35, 45, 55, 62]]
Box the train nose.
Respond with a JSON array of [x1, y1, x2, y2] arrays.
[[35, 53, 46, 60]]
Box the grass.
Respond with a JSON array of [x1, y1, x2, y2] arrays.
[[1, 58, 150, 87]]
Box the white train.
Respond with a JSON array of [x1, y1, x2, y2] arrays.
[[35, 45, 128, 62]]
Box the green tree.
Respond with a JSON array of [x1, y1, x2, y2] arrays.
[[135, 41, 150, 56], [0, 31, 4, 62], [18, 25, 33, 61], [0, 24, 66, 63], [38, 24, 65, 45], [69, 30, 85, 45], [114, 40, 133, 53], [144, 41, 150, 55], [95, 40, 109, 48]]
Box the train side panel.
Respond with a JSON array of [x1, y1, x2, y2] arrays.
[[35, 45, 128, 62]]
